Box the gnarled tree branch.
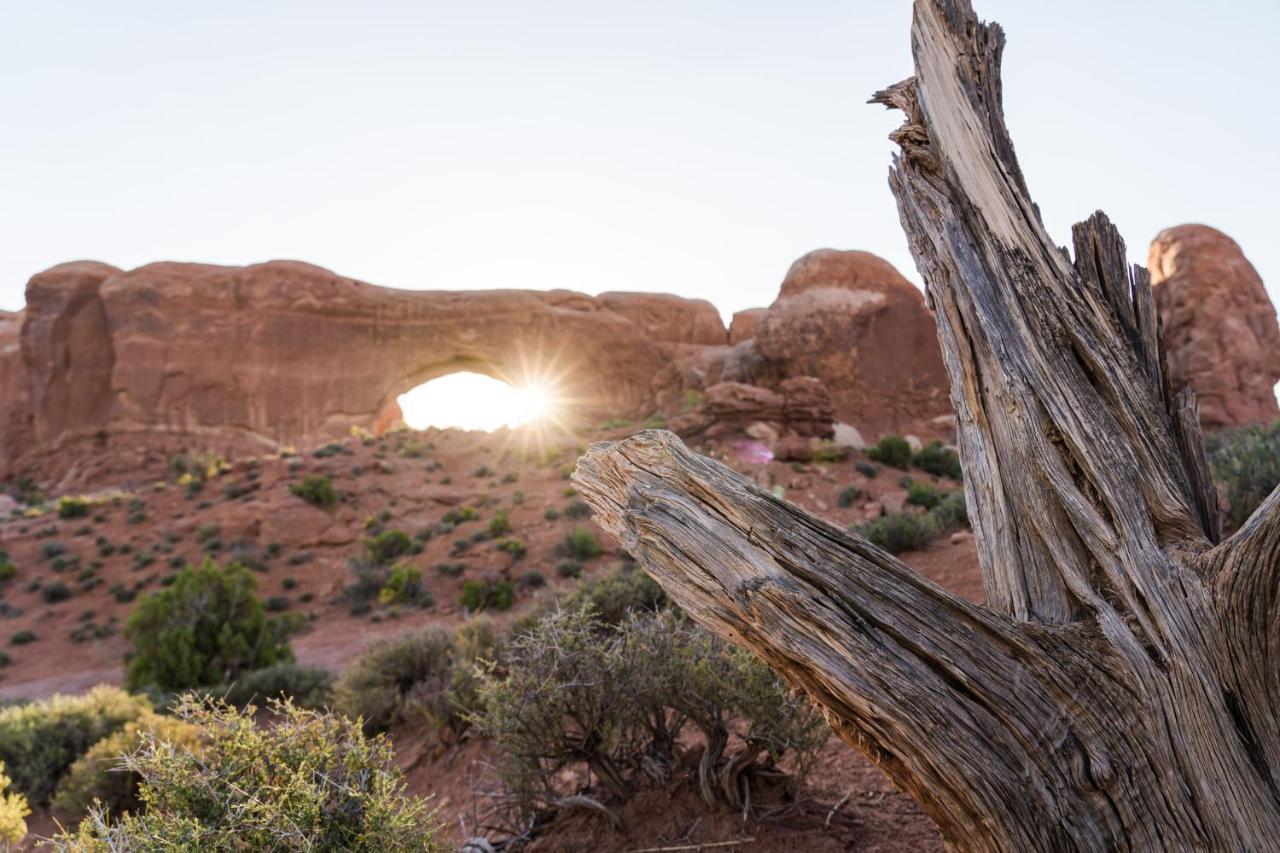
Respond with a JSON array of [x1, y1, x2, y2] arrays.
[[575, 0, 1280, 848]]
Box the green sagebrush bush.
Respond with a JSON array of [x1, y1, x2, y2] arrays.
[[0, 686, 151, 806], [124, 559, 303, 692], [214, 662, 333, 710], [1206, 420, 1280, 529], [854, 489, 968, 555], [333, 619, 501, 737], [290, 474, 337, 510], [51, 711, 200, 824], [912, 440, 963, 480], [460, 578, 515, 612], [0, 761, 29, 844], [50, 697, 444, 852], [475, 605, 827, 818], [867, 434, 913, 469]]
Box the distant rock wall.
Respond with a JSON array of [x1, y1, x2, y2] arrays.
[[3, 260, 723, 486], [1149, 225, 1280, 429]]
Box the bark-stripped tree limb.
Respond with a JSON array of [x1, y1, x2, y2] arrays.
[[574, 0, 1280, 848]]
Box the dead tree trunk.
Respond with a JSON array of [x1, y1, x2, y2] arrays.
[[572, 1, 1280, 849]]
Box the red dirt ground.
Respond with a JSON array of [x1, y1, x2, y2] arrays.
[[2, 425, 980, 850]]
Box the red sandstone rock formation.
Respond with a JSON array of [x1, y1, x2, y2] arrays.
[[729, 308, 766, 344], [750, 249, 950, 429], [3, 261, 717, 487], [597, 292, 726, 346], [1149, 225, 1280, 428]]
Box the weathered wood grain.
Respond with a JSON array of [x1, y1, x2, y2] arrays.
[[574, 0, 1280, 848]]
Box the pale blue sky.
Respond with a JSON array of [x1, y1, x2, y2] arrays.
[[2, 1, 1277, 320]]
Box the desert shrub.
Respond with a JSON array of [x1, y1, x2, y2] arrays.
[[854, 490, 967, 554], [487, 510, 512, 537], [51, 697, 444, 852], [475, 607, 826, 818], [334, 620, 500, 736], [564, 499, 592, 519], [442, 506, 477, 525], [378, 565, 432, 607], [559, 527, 603, 560], [930, 489, 969, 530], [0, 556, 15, 582], [0, 686, 151, 806], [43, 580, 73, 603], [58, 497, 91, 520], [855, 512, 938, 554], [10, 630, 36, 646], [460, 578, 515, 613], [496, 537, 527, 559], [290, 475, 337, 510], [43, 541, 66, 560], [1206, 420, 1280, 529], [435, 561, 466, 578], [867, 434, 913, 469], [364, 529, 413, 565], [837, 485, 862, 508], [0, 761, 28, 844], [560, 564, 667, 626], [913, 440, 963, 481], [124, 559, 302, 692], [811, 440, 848, 463], [906, 481, 944, 509], [519, 570, 546, 589], [556, 559, 583, 579], [50, 711, 199, 823], [543, 507, 560, 521], [216, 663, 334, 710]]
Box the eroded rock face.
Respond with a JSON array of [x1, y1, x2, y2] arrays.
[[751, 249, 949, 429], [729, 308, 766, 344], [1149, 225, 1280, 428], [4, 260, 716, 486], [597, 292, 726, 346]]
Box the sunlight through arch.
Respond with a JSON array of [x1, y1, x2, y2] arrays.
[[397, 372, 554, 431]]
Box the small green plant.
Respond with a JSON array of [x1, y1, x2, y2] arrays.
[[1206, 420, 1280, 529], [543, 507, 560, 521], [811, 441, 849, 463], [0, 559, 15, 583], [51, 697, 445, 851], [460, 578, 516, 612], [913, 440, 963, 481], [487, 509, 512, 537], [0, 760, 28, 844], [473, 464, 492, 478], [0, 686, 151, 806], [378, 565, 432, 607], [435, 561, 466, 578], [50, 711, 198, 823], [43, 580, 73, 603], [124, 559, 302, 692], [442, 506, 478, 525], [559, 527, 604, 560], [519, 570, 546, 588], [906, 481, 944, 509], [496, 537, 527, 559], [57, 497, 91, 520], [333, 621, 501, 737], [867, 434, 913, 469], [556, 559, 583, 579], [363, 530, 413, 565], [837, 485, 863, 508], [564, 499, 591, 519], [10, 630, 36, 646], [290, 475, 338, 510], [216, 663, 334, 710], [854, 512, 937, 554]]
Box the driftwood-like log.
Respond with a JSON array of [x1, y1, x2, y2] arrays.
[[573, 0, 1280, 849]]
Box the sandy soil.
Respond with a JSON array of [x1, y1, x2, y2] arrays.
[[1, 424, 980, 850]]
